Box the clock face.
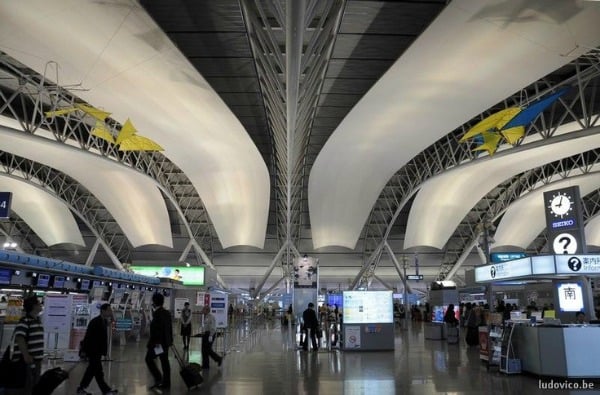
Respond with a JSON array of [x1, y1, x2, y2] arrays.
[[548, 192, 573, 218]]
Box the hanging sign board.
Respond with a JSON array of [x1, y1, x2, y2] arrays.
[[555, 255, 600, 275], [0, 192, 12, 219], [474, 258, 532, 282]]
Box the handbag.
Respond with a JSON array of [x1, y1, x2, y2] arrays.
[[0, 331, 28, 388]]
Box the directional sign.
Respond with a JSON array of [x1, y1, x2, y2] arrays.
[[0, 192, 12, 219], [406, 274, 423, 281]]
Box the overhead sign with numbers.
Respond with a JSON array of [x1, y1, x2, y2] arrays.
[[0, 192, 12, 219]]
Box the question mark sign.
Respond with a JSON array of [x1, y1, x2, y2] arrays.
[[553, 233, 577, 254], [559, 236, 571, 254]]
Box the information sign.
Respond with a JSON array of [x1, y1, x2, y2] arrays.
[[0, 192, 12, 219]]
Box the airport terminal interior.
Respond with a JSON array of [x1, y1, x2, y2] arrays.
[[10, 318, 583, 395], [2, 1, 600, 394]]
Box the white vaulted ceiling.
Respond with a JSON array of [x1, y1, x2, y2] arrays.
[[493, 172, 600, 250], [309, 0, 600, 249], [0, 0, 270, 249], [405, 122, 600, 250], [0, 176, 84, 247], [1, 0, 600, 291], [0, 121, 171, 248]]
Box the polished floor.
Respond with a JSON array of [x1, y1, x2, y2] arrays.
[[39, 320, 598, 395]]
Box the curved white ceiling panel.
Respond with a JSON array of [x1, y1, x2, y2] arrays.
[[585, 212, 600, 247], [0, 176, 84, 247], [0, 1, 269, 248], [0, 124, 171, 248], [308, 1, 600, 249], [405, 125, 600, 249], [493, 172, 600, 250]]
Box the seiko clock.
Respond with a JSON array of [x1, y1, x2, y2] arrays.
[[548, 192, 574, 218]]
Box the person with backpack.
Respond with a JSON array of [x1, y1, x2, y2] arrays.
[[6, 295, 44, 395]]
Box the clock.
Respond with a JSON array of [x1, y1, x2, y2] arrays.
[[548, 192, 574, 218]]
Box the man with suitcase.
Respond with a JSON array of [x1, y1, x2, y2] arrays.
[[146, 293, 173, 390], [76, 303, 118, 395]]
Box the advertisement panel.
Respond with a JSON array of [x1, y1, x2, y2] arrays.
[[130, 266, 205, 286]]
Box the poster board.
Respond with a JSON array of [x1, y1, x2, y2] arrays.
[[43, 294, 73, 350]]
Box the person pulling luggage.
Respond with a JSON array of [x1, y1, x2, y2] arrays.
[[146, 293, 173, 390]]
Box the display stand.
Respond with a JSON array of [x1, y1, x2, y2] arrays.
[[499, 322, 521, 374], [487, 324, 503, 370]]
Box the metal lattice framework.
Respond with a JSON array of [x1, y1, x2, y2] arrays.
[[354, 49, 600, 287], [0, 152, 128, 267], [441, 146, 600, 282], [0, 212, 44, 255], [241, 0, 345, 294], [0, 52, 220, 274]]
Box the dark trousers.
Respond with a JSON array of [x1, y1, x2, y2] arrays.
[[145, 347, 171, 385], [6, 361, 41, 395], [201, 332, 222, 368], [79, 354, 111, 393], [302, 327, 318, 350]]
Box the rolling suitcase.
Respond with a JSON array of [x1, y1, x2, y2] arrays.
[[32, 367, 70, 395], [172, 346, 203, 390]]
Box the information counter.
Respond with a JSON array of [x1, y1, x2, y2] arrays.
[[512, 325, 600, 378]]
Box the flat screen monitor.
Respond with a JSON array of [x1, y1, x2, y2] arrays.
[[37, 274, 50, 288], [556, 282, 584, 312], [81, 279, 90, 290], [130, 266, 205, 286], [327, 294, 343, 309], [431, 305, 460, 323], [342, 291, 393, 324], [0, 268, 11, 285], [53, 276, 65, 288]]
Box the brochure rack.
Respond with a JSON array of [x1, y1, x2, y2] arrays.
[[499, 322, 521, 374]]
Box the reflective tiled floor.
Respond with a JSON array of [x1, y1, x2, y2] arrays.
[[44, 321, 597, 394]]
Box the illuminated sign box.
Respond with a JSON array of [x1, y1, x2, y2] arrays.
[[130, 266, 205, 286], [555, 255, 600, 275], [490, 252, 527, 263], [531, 256, 555, 275], [0, 192, 12, 219], [474, 257, 532, 282], [556, 282, 584, 312], [342, 291, 393, 324]]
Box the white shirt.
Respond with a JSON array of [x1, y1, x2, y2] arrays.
[[202, 312, 216, 333]]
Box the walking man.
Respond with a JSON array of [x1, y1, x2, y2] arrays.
[[302, 302, 319, 351], [77, 303, 118, 395], [146, 293, 173, 389], [201, 305, 223, 369]]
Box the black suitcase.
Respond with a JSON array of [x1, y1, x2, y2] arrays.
[[179, 363, 204, 389], [172, 346, 203, 389], [32, 367, 69, 395]]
